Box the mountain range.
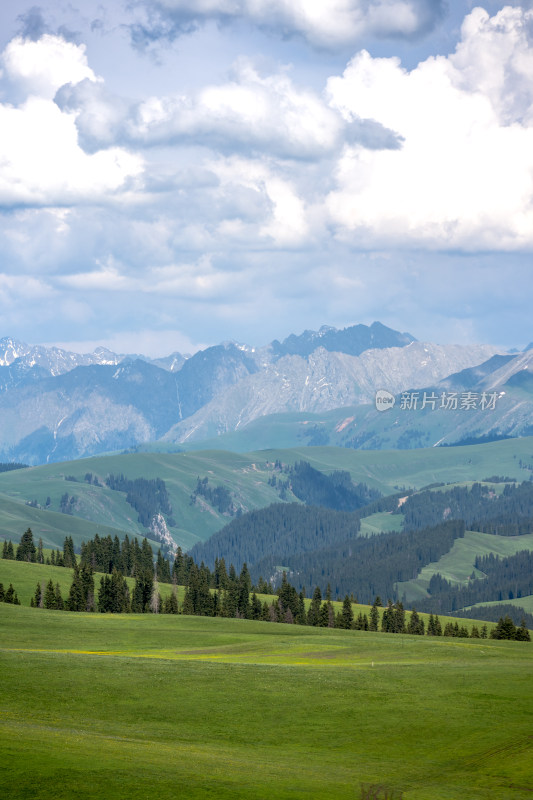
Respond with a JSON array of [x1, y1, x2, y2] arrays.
[[0, 322, 531, 464]]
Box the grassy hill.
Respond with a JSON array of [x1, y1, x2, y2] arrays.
[[0, 558, 184, 607], [397, 530, 533, 605], [1, 603, 532, 799], [1, 437, 533, 550]]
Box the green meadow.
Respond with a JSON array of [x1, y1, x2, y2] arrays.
[[1, 603, 532, 800], [2, 435, 533, 551]]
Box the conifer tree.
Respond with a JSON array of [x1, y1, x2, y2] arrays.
[[369, 600, 379, 632], [131, 569, 154, 613], [381, 599, 395, 632], [67, 564, 84, 611], [491, 615, 517, 640], [2, 540, 14, 559], [318, 600, 330, 627], [341, 594, 354, 629], [237, 563, 251, 617], [443, 622, 455, 637], [163, 588, 179, 614], [55, 583, 64, 610], [250, 592, 262, 620], [515, 619, 531, 641], [0, 583, 4, 601], [44, 579, 57, 609], [33, 582, 43, 609], [296, 591, 306, 625], [4, 583, 16, 603], [63, 536, 76, 568], [16, 528, 36, 562], [307, 586, 322, 626], [407, 607, 424, 635]]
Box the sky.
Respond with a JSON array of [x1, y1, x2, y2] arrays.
[[0, 0, 532, 357]]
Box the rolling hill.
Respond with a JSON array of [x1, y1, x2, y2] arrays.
[[1, 437, 533, 552]]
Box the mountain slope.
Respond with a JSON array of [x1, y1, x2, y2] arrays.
[[1, 437, 533, 551], [163, 342, 500, 444]]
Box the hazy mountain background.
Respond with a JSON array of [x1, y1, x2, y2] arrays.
[[0, 322, 530, 464]]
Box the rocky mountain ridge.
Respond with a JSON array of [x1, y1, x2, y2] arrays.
[[0, 322, 522, 463]]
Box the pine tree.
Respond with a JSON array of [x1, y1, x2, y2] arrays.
[[307, 586, 322, 626], [67, 564, 84, 611], [250, 592, 262, 620], [393, 602, 406, 633], [443, 622, 455, 637], [0, 583, 4, 601], [491, 616, 517, 640], [381, 599, 394, 633], [131, 569, 154, 613], [515, 619, 531, 642], [140, 538, 154, 574], [340, 594, 354, 629], [98, 575, 112, 612], [44, 579, 57, 609], [261, 600, 270, 621], [4, 583, 16, 603], [369, 601, 379, 632], [55, 583, 64, 610], [163, 588, 179, 614], [237, 563, 251, 618], [354, 612, 369, 630], [2, 540, 14, 559], [16, 528, 36, 562], [37, 538, 44, 564], [407, 607, 424, 635], [81, 564, 95, 611], [296, 591, 306, 625], [156, 550, 171, 584], [63, 536, 76, 568]]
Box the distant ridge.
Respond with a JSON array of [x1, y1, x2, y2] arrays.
[[271, 321, 415, 358], [0, 323, 511, 464]]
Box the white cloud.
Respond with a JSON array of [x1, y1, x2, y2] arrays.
[[209, 156, 309, 245], [132, 0, 445, 48], [57, 261, 132, 291], [325, 5, 533, 250], [0, 273, 54, 301], [1, 34, 97, 99], [0, 35, 144, 207], [59, 60, 383, 159]]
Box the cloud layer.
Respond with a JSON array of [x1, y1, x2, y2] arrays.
[[129, 0, 446, 48], [0, 3, 532, 353]]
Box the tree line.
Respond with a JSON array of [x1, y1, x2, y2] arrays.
[[418, 550, 533, 618], [105, 474, 175, 527], [400, 480, 533, 535], [3, 528, 530, 641]]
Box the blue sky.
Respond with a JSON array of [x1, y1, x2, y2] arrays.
[[0, 0, 532, 356]]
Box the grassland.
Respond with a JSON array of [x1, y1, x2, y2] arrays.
[[1, 436, 533, 550], [397, 530, 533, 605], [1, 602, 532, 800]]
